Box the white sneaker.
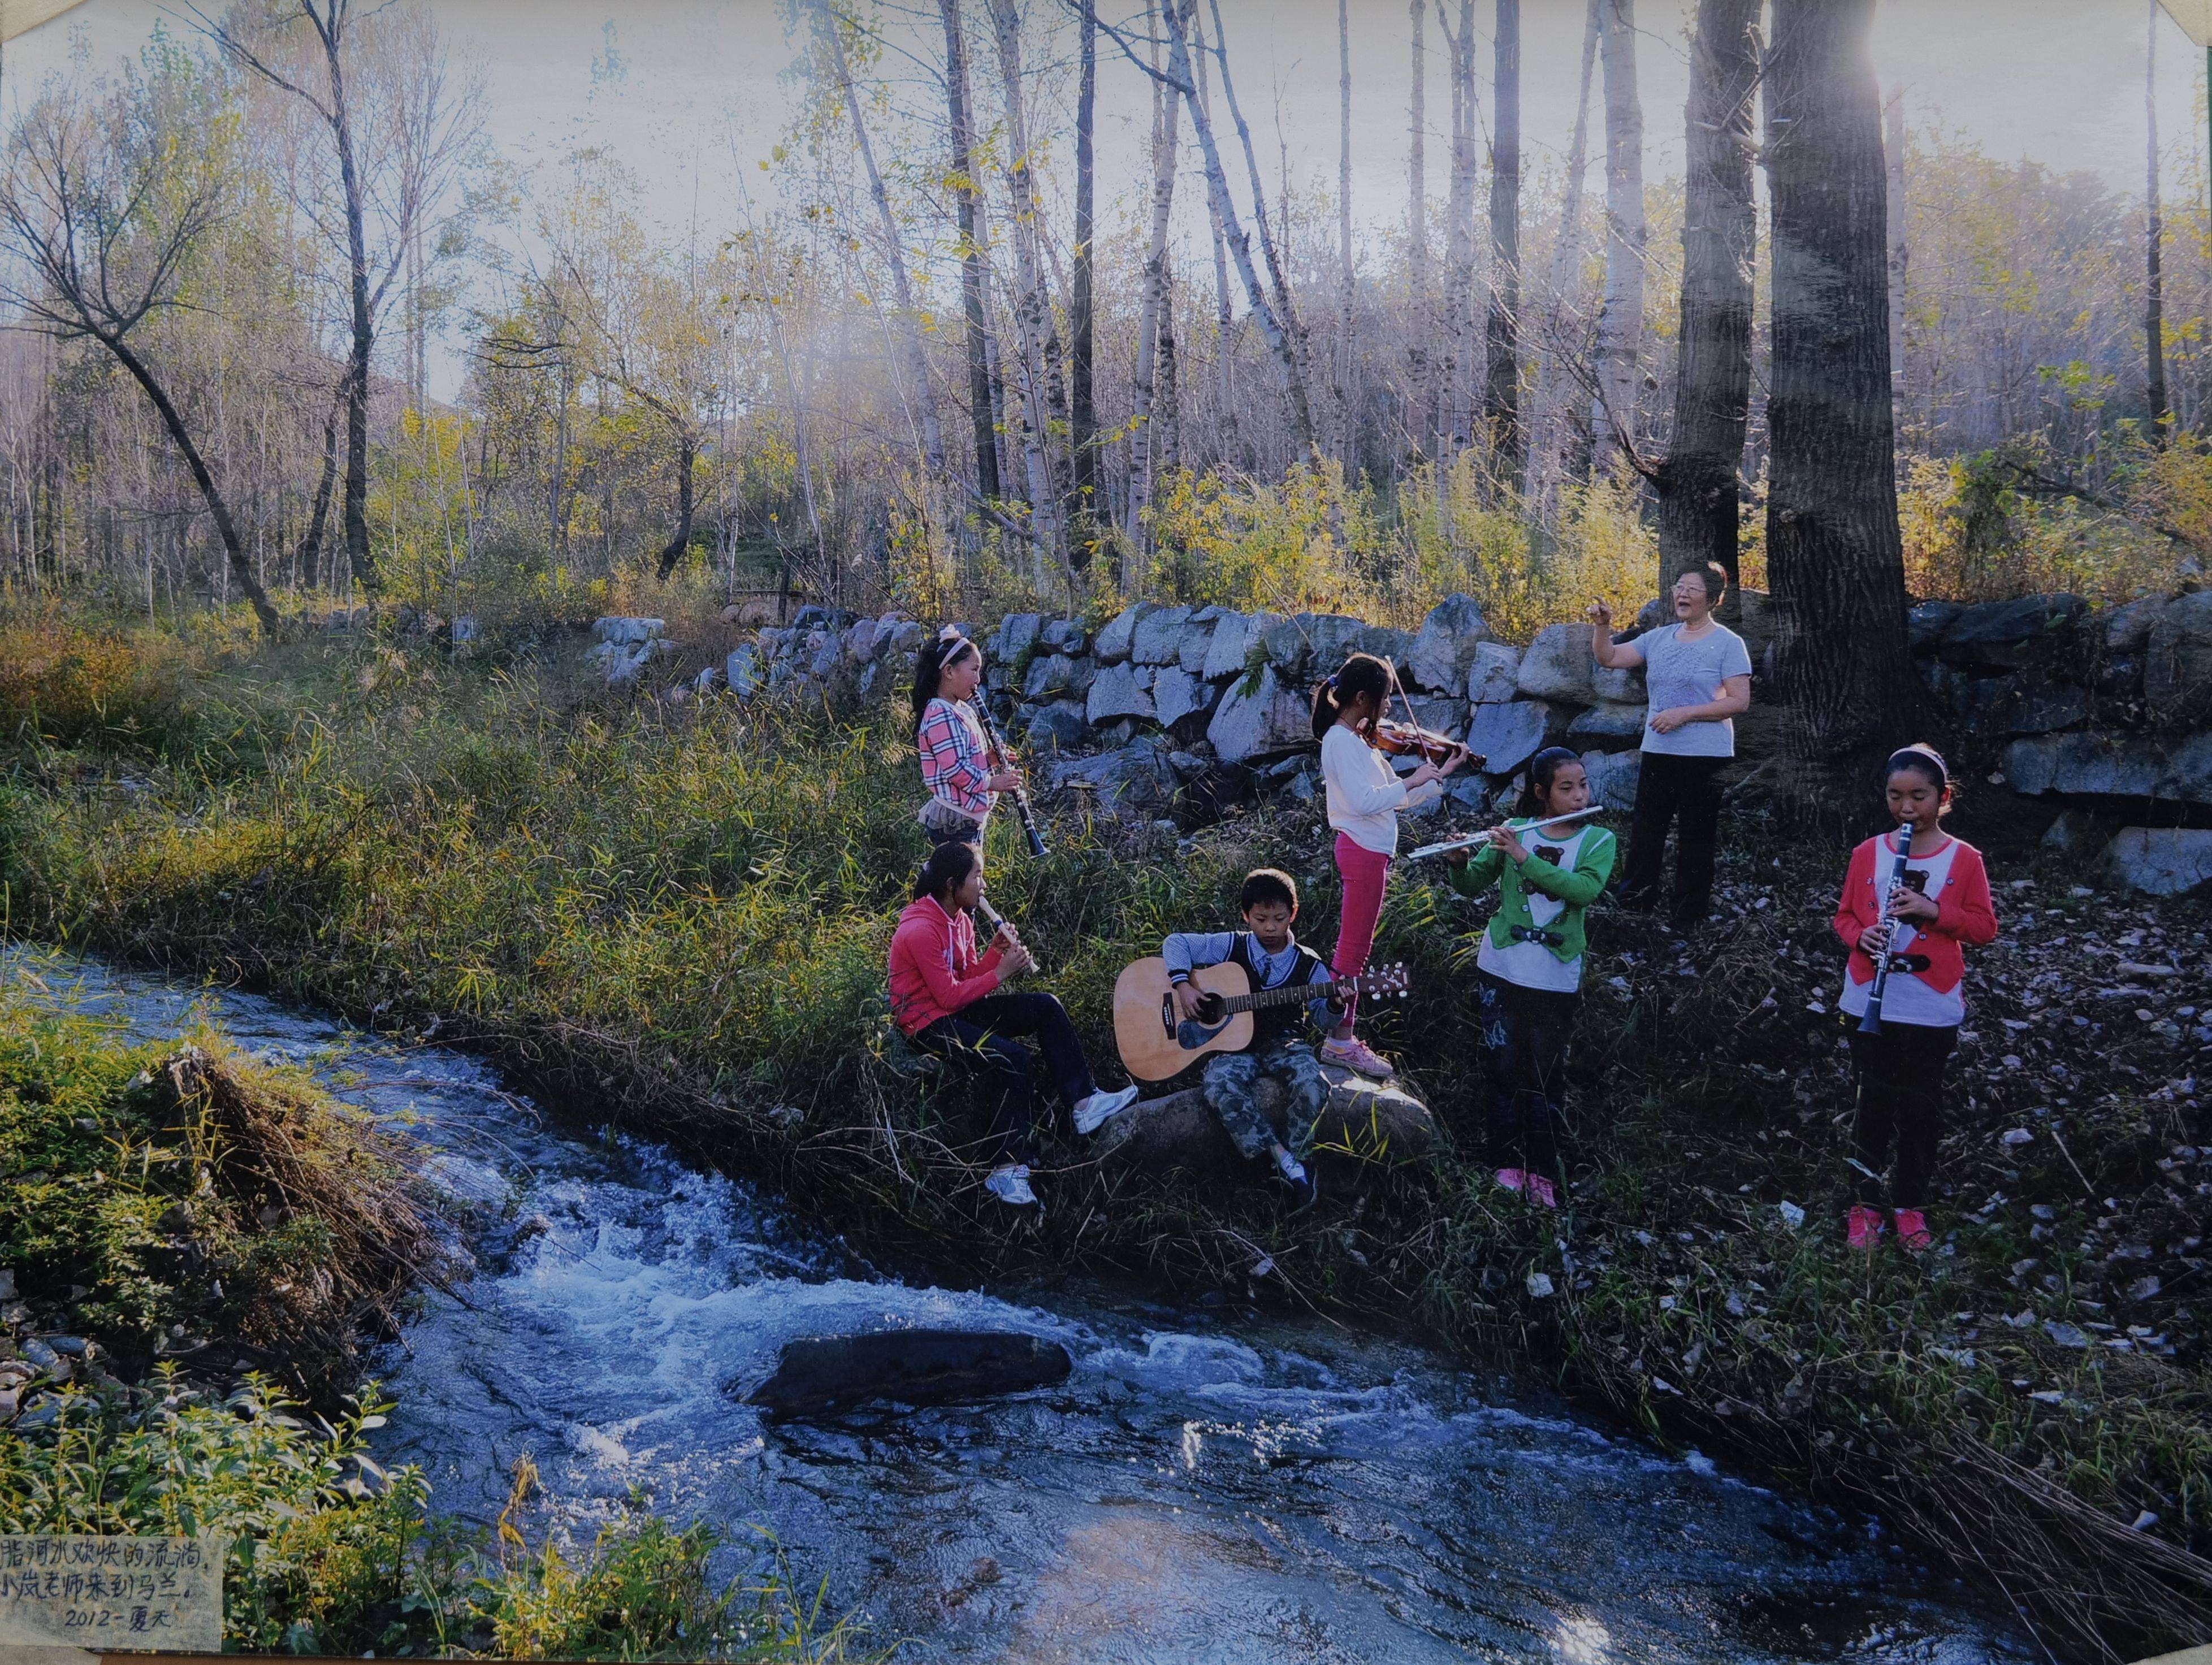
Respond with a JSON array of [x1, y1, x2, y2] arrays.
[[1072, 1083, 1140, 1135], [985, 1164, 1038, 1207]]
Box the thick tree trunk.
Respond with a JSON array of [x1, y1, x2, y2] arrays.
[[655, 429, 697, 582], [1483, 0, 1523, 492], [818, 0, 945, 481], [1530, 0, 1601, 514], [2147, 0, 2170, 440], [1163, 0, 1315, 452], [1071, 0, 1098, 565], [1128, 0, 1184, 549], [1406, 0, 1429, 458], [1655, 0, 1759, 596], [1443, 0, 1477, 456], [940, 0, 1001, 505], [1765, 0, 1921, 766], [106, 332, 279, 634], [988, 0, 1068, 585], [1592, 0, 1645, 476], [1884, 86, 1907, 423]]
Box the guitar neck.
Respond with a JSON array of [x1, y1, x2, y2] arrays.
[[1222, 974, 1361, 1015]]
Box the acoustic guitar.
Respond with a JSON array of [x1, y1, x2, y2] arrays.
[[1112, 956, 1412, 1083]]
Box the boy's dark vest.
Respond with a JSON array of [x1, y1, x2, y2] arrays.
[[1226, 932, 1331, 1050]]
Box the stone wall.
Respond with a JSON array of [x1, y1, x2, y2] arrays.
[[591, 582, 2212, 894]]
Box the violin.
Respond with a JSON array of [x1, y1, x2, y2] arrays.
[[1373, 718, 1482, 769]]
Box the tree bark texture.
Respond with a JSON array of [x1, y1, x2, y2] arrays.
[[311, 7, 376, 592], [940, 0, 1002, 505], [1655, 0, 1759, 594], [1483, 0, 1523, 491], [1071, 0, 1099, 561], [1883, 86, 1907, 416], [1592, 0, 1645, 476], [1765, 0, 1921, 764], [1443, 0, 1478, 454], [1127, 0, 1184, 549], [655, 430, 698, 581], [1337, 0, 1357, 472], [2147, 0, 2170, 439], [1530, 0, 1601, 513], [1407, 0, 1430, 454]]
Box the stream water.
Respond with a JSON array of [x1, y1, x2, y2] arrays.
[[45, 954, 2032, 1664]]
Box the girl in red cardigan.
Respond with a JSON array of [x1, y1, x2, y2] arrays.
[[1831, 745, 1999, 1252]]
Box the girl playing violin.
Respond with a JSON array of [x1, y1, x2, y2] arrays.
[[1313, 652, 1470, 1079]]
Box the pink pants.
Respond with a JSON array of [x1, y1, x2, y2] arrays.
[[1331, 832, 1392, 1031]]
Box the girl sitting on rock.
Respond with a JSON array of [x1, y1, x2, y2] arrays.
[[1830, 744, 1998, 1252], [1444, 747, 1616, 1208], [912, 629, 1022, 848], [1314, 652, 1468, 1081]]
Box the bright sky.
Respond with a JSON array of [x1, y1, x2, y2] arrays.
[[6, 0, 2204, 398]]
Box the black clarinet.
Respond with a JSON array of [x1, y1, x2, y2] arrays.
[[1857, 835, 1914, 1036], [975, 670, 1049, 859]]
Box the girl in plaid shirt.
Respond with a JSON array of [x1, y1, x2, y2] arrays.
[[913, 631, 1022, 847]]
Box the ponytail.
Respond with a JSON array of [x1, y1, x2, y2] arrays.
[[1516, 747, 1580, 818], [1310, 652, 1393, 740], [914, 839, 981, 902]]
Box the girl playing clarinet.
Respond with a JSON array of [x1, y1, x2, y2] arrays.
[[1831, 745, 1998, 1252], [912, 630, 1022, 848], [1444, 747, 1616, 1208]]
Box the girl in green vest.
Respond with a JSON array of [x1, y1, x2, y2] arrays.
[[1444, 747, 1617, 1208]]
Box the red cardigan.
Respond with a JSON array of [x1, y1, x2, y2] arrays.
[[1832, 830, 1998, 996], [887, 896, 1003, 1035]]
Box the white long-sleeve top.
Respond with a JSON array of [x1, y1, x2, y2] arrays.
[[1320, 723, 1440, 856]]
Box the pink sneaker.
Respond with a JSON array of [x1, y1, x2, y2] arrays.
[[1893, 1208, 1932, 1252], [1846, 1205, 1886, 1251], [1320, 1035, 1396, 1081], [1495, 1168, 1526, 1194], [1525, 1173, 1559, 1209]]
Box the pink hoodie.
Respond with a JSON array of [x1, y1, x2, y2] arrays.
[[886, 895, 1003, 1035]]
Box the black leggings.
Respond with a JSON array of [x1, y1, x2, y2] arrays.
[[1848, 1020, 1957, 1209], [1620, 752, 1725, 923], [914, 992, 1097, 1167], [1476, 970, 1579, 1180]]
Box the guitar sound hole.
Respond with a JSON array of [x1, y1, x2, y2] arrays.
[[1194, 994, 1226, 1025]]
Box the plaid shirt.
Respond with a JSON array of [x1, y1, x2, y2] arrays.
[[917, 697, 996, 819]]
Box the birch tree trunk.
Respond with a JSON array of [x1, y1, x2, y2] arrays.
[[1655, 0, 1759, 596], [1163, 0, 1316, 453], [1407, 0, 1430, 458], [1191, 1, 1239, 466], [2147, 0, 2170, 439], [987, 0, 1067, 586], [1765, 0, 1921, 769], [816, 0, 945, 482], [1530, 0, 1601, 513], [1128, 0, 1183, 548], [940, 0, 1001, 504], [1337, 0, 1357, 472], [1071, 0, 1099, 562], [1443, 0, 1478, 456], [1484, 0, 1523, 492], [1592, 0, 1646, 476]]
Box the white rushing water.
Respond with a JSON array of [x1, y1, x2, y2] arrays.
[[47, 954, 2031, 1663]]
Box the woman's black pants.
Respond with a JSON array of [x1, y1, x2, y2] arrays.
[[1620, 752, 1725, 924]]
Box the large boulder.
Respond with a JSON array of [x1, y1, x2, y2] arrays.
[[1206, 666, 1314, 764], [1132, 604, 1198, 665], [1466, 700, 1562, 775], [1404, 695, 1468, 741], [1202, 610, 1278, 680], [1051, 737, 1178, 815], [1465, 641, 1522, 704], [1086, 662, 1157, 725], [2102, 827, 2212, 896], [2101, 594, 2169, 655], [1024, 653, 1097, 702], [593, 615, 665, 645], [2146, 591, 2212, 724], [1591, 658, 1646, 704], [1406, 593, 1494, 692], [1908, 599, 1964, 651], [1025, 702, 1092, 754], [726, 644, 763, 699], [1261, 613, 1412, 681], [1516, 623, 1595, 703], [1581, 747, 1642, 813], [1040, 617, 1089, 654], [1095, 602, 1155, 665], [1094, 1063, 1436, 1178], [1153, 665, 1222, 732], [1935, 594, 2088, 672], [1941, 671, 2089, 738], [2002, 731, 2212, 805], [745, 1330, 1072, 1420], [1568, 701, 1647, 751], [990, 612, 1045, 665]]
